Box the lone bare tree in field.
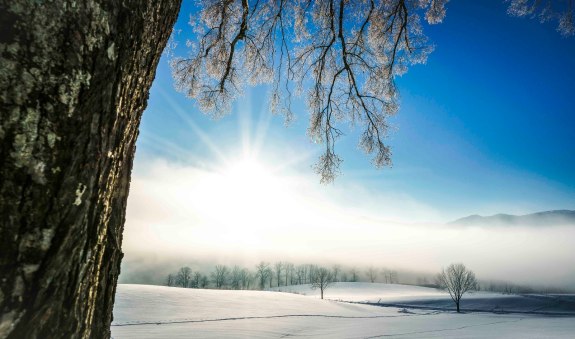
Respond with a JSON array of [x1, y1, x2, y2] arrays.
[[438, 263, 478, 313], [311, 267, 334, 299]]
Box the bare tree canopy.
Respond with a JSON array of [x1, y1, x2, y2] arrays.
[[311, 267, 334, 299], [255, 262, 271, 289], [176, 266, 193, 288], [1, 0, 570, 336], [172, 0, 448, 183], [507, 0, 575, 36], [366, 266, 378, 283], [211, 264, 230, 288], [170, 0, 573, 182], [438, 263, 478, 313], [274, 262, 284, 287]]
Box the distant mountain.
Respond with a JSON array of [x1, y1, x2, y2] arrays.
[[448, 210, 575, 227]]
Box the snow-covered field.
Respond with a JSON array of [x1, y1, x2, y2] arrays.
[[112, 283, 575, 338], [273, 283, 575, 315]]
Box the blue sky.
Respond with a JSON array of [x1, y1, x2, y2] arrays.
[[135, 1, 574, 221], [121, 1, 575, 285]]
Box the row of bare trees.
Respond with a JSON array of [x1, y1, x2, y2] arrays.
[[479, 280, 569, 295], [365, 267, 399, 283], [164, 262, 482, 310], [166, 262, 402, 290], [166, 265, 251, 289], [164, 261, 570, 313], [166, 267, 209, 289]]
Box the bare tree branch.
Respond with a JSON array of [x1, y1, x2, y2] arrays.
[[173, 0, 446, 182], [508, 0, 575, 36]]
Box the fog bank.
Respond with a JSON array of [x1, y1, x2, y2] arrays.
[[121, 159, 575, 288]]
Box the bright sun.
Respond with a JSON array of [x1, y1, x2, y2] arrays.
[[222, 158, 274, 188], [197, 156, 294, 246], [220, 157, 293, 213]]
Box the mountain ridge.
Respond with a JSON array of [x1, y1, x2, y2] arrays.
[[448, 209, 575, 226]]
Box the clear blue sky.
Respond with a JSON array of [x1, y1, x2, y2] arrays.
[[136, 1, 575, 221]]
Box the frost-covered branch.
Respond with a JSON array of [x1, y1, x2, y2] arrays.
[[173, 0, 447, 183], [507, 0, 575, 36]]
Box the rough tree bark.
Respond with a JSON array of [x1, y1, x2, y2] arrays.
[[0, 0, 181, 338]]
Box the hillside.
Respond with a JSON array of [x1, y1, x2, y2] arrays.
[[448, 210, 575, 227], [111, 283, 575, 338], [273, 282, 575, 314]]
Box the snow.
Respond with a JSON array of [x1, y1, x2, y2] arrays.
[[112, 283, 575, 338], [273, 283, 575, 315]]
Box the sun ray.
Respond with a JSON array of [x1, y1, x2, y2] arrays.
[[138, 133, 201, 164], [237, 90, 253, 160], [251, 92, 273, 160], [157, 87, 228, 165]]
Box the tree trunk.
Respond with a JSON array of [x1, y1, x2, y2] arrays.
[[0, 0, 181, 338], [456, 301, 460, 313]]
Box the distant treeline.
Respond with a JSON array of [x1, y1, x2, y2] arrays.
[[479, 280, 570, 294], [165, 262, 401, 290], [164, 261, 571, 295]]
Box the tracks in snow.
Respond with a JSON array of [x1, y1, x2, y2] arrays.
[[111, 310, 440, 327], [361, 318, 525, 338], [351, 301, 575, 317]]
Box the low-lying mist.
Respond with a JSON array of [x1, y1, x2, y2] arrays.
[[120, 159, 575, 290]]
